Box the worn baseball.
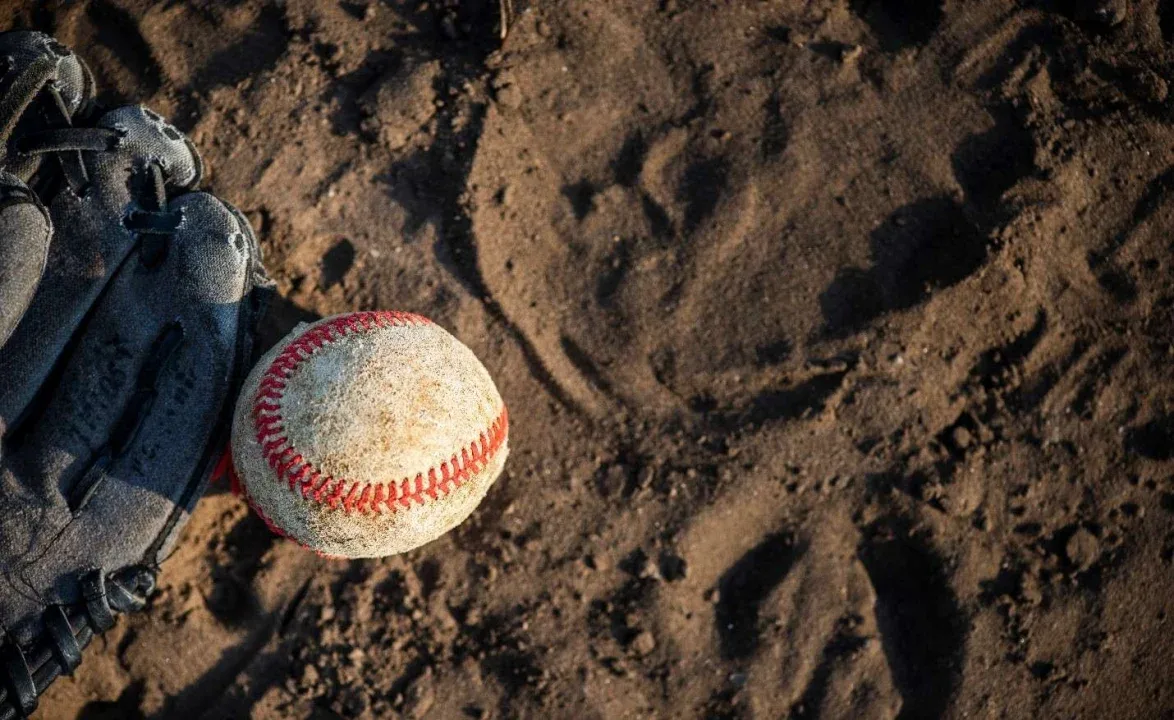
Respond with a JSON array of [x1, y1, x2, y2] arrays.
[[230, 311, 509, 558]]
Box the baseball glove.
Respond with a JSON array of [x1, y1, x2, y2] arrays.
[[0, 31, 270, 718]]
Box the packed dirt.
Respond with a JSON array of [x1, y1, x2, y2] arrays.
[[6, 0, 1174, 717]]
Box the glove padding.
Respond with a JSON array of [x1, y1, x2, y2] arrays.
[[0, 31, 270, 718]]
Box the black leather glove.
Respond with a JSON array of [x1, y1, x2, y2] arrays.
[[0, 31, 271, 718]]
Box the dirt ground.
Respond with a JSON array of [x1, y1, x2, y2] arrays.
[[7, 0, 1174, 717]]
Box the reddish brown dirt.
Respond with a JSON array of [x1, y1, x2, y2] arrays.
[[7, 0, 1174, 717]]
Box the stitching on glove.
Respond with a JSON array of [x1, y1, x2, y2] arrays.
[[250, 311, 509, 516]]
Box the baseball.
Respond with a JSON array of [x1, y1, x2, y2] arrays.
[[230, 311, 509, 558]]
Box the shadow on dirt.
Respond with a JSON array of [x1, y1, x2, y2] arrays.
[[716, 532, 801, 659], [859, 519, 965, 719], [820, 197, 988, 335], [848, 0, 944, 51]]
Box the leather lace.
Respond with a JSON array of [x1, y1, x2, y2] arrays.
[[0, 568, 155, 720]]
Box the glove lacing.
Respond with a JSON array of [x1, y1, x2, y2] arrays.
[[0, 569, 154, 720], [0, 47, 188, 720], [0, 46, 185, 237]]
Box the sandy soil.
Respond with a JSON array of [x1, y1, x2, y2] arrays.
[[6, 0, 1174, 717]]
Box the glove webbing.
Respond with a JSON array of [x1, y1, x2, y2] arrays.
[[0, 567, 155, 719]]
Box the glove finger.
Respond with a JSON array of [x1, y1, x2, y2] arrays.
[[0, 31, 94, 177], [0, 171, 50, 346], [9, 190, 255, 502], [0, 105, 201, 430], [1, 191, 259, 622]]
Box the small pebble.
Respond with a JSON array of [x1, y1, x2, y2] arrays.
[[1065, 528, 1101, 571], [631, 630, 657, 656]]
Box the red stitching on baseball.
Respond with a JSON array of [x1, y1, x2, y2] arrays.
[[220, 447, 343, 558], [251, 311, 509, 516]]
